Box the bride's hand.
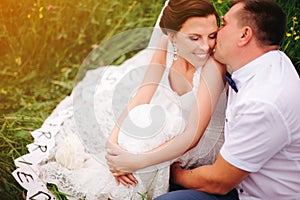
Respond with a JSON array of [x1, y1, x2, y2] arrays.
[[114, 174, 138, 187], [105, 140, 143, 175]]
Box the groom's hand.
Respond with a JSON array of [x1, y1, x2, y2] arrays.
[[105, 140, 143, 176], [170, 162, 184, 186]]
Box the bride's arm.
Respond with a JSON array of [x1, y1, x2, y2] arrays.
[[106, 36, 168, 145], [106, 37, 168, 186], [106, 57, 226, 175]]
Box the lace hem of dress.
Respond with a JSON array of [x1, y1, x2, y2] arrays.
[[11, 48, 226, 200]]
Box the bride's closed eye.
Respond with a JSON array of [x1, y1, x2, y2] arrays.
[[188, 32, 217, 42], [189, 35, 200, 41], [208, 32, 217, 39]]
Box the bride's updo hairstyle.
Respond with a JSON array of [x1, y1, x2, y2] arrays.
[[159, 0, 219, 35]]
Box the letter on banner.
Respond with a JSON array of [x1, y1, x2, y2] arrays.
[[12, 166, 39, 190]]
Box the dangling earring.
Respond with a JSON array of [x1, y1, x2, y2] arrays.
[[172, 42, 178, 61]]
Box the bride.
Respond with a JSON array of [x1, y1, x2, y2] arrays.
[[13, 0, 227, 199]]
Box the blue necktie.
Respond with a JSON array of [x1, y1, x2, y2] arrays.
[[225, 72, 238, 93]]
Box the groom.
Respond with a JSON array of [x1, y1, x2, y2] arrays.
[[155, 0, 300, 199]]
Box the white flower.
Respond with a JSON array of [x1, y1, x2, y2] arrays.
[[55, 134, 87, 170]]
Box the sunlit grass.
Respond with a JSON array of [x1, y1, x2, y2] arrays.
[[0, 0, 164, 198], [0, 0, 299, 199], [282, 3, 300, 70]]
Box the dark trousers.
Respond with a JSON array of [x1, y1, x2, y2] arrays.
[[154, 188, 239, 200]]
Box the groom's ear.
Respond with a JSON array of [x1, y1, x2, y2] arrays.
[[238, 26, 253, 46]]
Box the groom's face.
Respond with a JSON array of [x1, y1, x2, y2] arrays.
[[214, 3, 244, 66]]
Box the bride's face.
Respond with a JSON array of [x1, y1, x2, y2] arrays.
[[174, 14, 218, 67]]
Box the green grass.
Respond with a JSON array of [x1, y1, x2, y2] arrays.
[[0, 0, 299, 199]]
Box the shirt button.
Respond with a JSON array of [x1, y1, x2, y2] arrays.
[[225, 118, 228, 122], [239, 188, 244, 193]]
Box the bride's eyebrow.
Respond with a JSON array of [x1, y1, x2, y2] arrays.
[[186, 33, 204, 37], [187, 30, 218, 37], [187, 33, 201, 36]]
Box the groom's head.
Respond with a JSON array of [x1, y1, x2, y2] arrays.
[[214, 0, 286, 70]]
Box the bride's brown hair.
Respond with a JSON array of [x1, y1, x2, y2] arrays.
[[159, 0, 219, 35]]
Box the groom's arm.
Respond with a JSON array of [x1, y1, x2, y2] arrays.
[[171, 154, 249, 194]]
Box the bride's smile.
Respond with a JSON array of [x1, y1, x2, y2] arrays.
[[172, 14, 218, 68]]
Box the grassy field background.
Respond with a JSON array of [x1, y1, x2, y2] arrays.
[[0, 0, 299, 199]]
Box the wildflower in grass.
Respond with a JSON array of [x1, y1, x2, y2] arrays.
[[39, 6, 44, 19], [286, 33, 292, 37], [91, 44, 98, 49], [293, 17, 298, 23], [27, 14, 31, 19], [289, 17, 299, 41], [0, 88, 8, 95], [217, 0, 222, 3], [47, 5, 53, 10], [15, 57, 22, 66]]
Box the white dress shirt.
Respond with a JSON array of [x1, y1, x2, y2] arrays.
[[220, 50, 300, 199]]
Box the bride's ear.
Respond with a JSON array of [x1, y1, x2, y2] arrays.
[[167, 32, 175, 43]]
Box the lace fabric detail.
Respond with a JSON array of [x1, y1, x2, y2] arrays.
[[177, 88, 226, 169], [192, 67, 202, 91]]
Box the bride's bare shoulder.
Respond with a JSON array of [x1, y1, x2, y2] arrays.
[[203, 55, 226, 77]]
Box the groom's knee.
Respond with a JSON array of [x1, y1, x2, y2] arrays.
[[154, 190, 202, 200]]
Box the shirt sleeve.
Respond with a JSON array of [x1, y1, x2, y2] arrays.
[[220, 100, 289, 172]]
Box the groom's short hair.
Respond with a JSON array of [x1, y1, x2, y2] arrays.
[[231, 0, 286, 46]]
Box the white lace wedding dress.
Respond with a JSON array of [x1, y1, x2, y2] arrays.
[[12, 1, 226, 199]]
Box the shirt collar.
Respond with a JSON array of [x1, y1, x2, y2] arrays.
[[231, 50, 279, 90]]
